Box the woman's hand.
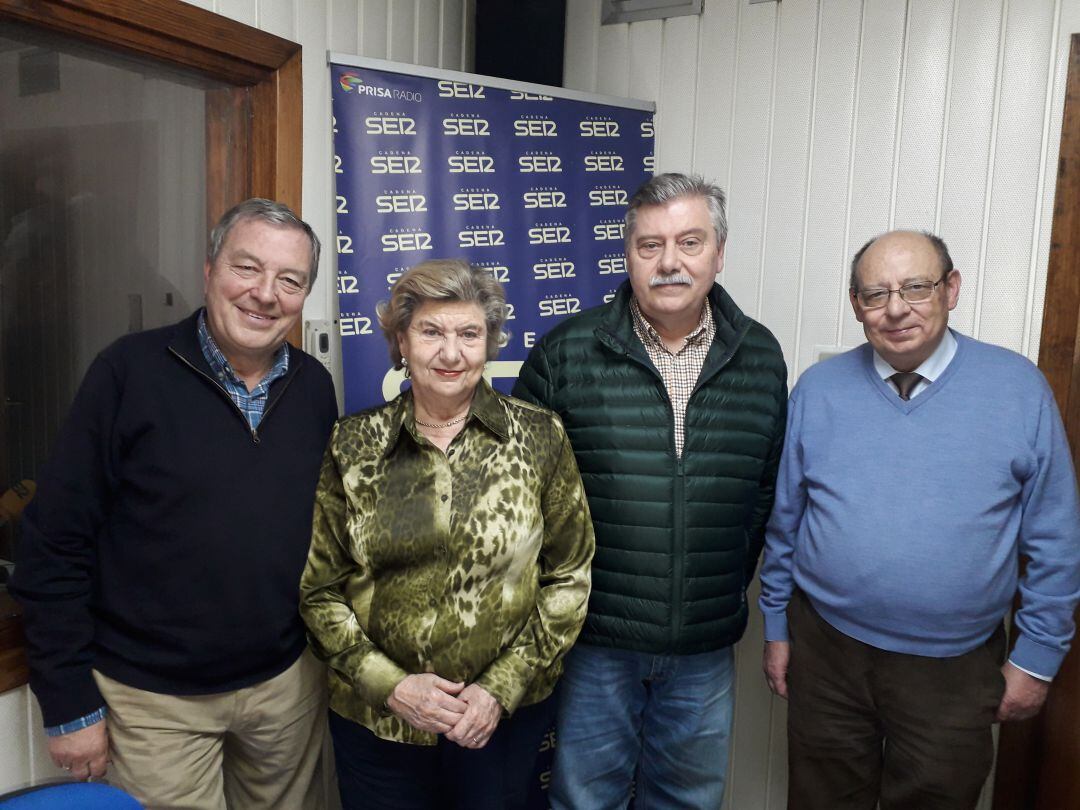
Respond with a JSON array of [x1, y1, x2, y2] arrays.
[[387, 674, 468, 734], [445, 684, 502, 749]]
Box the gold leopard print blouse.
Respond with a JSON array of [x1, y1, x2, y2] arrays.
[[300, 380, 594, 744]]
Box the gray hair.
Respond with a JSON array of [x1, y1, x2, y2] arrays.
[[377, 259, 510, 368], [207, 198, 321, 287], [625, 173, 728, 247], [849, 231, 954, 290]]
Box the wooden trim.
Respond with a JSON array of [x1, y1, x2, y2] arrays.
[[993, 32, 1080, 810], [0, 0, 304, 694], [0, 0, 298, 84]]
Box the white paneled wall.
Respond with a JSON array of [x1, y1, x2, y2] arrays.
[[0, 0, 474, 796], [565, 0, 1080, 808]]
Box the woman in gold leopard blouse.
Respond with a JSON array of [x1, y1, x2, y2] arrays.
[[300, 259, 594, 810]]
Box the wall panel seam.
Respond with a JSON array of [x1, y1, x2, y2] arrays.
[[725, 0, 744, 209], [838, 0, 868, 346], [974, 0, 1010, 338], [934, 0, 960, 234], [1024, 0, 1062, 357], [754, 2, 782, 321], [413, 0, 420, 64], [792, 0, 823, 383], [437, 0, 445, 66], [689, 15, 702, 169], [888, 0, 913, 230]]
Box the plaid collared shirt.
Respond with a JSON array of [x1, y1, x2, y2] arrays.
[[197, 310, 289, 430], [630, 296, 716, 458]]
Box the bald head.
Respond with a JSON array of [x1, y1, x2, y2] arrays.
[[848, 230, 962, 372], [850, 230, 953, 292]]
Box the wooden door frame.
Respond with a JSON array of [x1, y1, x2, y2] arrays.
[[992, 32, 1080, 810], [0, 0, 303, 694]]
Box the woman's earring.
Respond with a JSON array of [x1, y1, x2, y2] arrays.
[[401, 357, 411, 379]]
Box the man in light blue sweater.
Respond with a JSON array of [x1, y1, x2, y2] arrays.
[[759, 230, 1080, 810]]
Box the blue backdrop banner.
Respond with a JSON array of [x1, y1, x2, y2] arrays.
[[330, 58, 655, 412]]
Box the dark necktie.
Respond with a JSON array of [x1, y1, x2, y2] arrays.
[[890, 371, 923, 401]]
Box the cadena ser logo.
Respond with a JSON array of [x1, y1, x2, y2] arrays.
[[528, 222, 572, 245], [518, 151, 563, 173], [438, 80, 485, 99], [584, 152, 624, 173], [593, 219, 625, 241], [510, 90, 553, 101], [374, 191, 427, 213], [338, 71, 390, 98], [443, 115, 491, 136], [523, 187, 567, 209], [381, 226, 434, 253], [588, 185, 629, 207], [579, 116, 620, 138], [453, 189, 501, 211], [370, 151, 422, 175], [365, 114, 417, 135], [448, 151, 495, 174], [513, 115, 558, 137], [538, 294, 582, 317], [598, 253, 628, 275], [457, 224, 505, 248], [533, 259, 576, 280], [339, 310, 375, 336]]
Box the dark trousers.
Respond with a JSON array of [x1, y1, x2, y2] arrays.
[[328, 693, 555, 810], [786, 590, 1006, 810]]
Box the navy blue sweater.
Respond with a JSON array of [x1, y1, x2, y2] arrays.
[[11, 311, 338, 727]]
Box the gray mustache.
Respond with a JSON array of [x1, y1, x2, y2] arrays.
[[650, 275, 692, 287]]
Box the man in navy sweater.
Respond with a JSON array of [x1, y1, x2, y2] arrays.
[[11, 199, 338, 809], [759, 230, 1080, 810]]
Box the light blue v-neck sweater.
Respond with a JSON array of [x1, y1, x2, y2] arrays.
[[759, 332, 1080, 677]]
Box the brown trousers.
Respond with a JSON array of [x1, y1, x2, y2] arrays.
[[94, 649, 328, 810], [786, 591, 1006, 810]]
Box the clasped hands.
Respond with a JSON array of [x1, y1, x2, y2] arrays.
[[387, 673, 501, 748]]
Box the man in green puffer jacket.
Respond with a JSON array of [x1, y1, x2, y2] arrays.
[[512, 173, 787, 809]]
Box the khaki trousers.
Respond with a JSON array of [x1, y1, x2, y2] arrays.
[[94, 649, 328, 810]]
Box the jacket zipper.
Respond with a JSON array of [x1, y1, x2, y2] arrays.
[[168, 347, 296, 445], [598, 329, 689, 650], [671, 457, 686, 649]]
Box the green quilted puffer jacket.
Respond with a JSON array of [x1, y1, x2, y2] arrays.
[[512, 280, 787, 654]]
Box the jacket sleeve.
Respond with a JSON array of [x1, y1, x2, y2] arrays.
[[511, 341, 555, 411], [757, 391, 806, 642], [474, 418, 594, 714], [744, 375, 788, 584], [9, 354, 120, 727], [299, 426, 409, 710]]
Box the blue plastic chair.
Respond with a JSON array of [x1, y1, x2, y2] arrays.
[[0, 783, 142, 809]]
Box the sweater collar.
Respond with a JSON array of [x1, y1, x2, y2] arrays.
[[168, 308, 303, 387]]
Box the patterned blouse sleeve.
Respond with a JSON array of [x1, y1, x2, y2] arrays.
[[299, 423, 410, 711], [474, 415, 594, 713]]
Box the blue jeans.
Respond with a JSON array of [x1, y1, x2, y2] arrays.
[[550, 644, 735, 810]]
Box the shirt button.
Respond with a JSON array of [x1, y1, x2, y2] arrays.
[[441, 494, 448, 502]]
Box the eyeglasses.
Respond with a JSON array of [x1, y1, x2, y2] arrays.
[[853, 274, 950, 309]]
